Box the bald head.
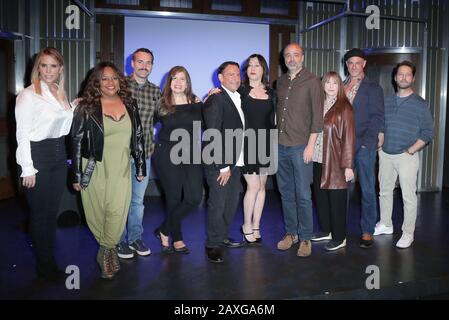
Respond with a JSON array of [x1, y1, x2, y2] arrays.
[[283, 43, 305, 76], [284, 43, 304, 55]]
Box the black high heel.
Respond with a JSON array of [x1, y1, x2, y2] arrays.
[[154, 228, 172, 253], [173, 244, 190, 254], [241, 226, 257, 244], [253, 228, 262, 244]]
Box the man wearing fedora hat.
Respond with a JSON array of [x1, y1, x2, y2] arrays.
[[343, 48, 384, 249]]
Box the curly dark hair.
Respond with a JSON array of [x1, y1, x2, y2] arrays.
[[80, 61, 133, 112]]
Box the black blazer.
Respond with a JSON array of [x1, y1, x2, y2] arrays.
[[71, 99, 146, 188], [202, 86, 245, 170]]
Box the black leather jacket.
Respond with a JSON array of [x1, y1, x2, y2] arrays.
[[71, 100, 146, 188]]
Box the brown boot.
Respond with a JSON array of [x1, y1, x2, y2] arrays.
[[277, 234, 298, 251], [110, 247, 120, 274], [297, 240, 312, 257], [97, 246, 114, 279]]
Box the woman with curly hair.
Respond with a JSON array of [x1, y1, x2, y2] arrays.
[[71, 61, 146, 279]]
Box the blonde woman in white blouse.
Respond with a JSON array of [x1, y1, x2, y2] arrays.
[[15, 47, 74, 281]]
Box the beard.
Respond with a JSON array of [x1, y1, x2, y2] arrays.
[[397, 82, 412, 89], [287, 62, 302, 73]]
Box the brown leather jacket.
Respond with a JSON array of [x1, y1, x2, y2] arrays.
[[320, 101, 355, 189]]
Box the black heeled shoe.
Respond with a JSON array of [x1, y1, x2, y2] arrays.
[[253, 228, 262, 244], [241, 226, 257, 244], [154, 228, 172, 253], [173, 245, 190, 254], [173, 240, 190, 254]]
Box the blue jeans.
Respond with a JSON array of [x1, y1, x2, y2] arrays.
[[355, 147, 378, 235], [120, 158, 151, 244], [276, 144, 313, 240]]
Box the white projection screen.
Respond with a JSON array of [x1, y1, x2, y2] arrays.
[[124, 17, 269, 99]]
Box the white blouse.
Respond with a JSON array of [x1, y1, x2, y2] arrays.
[[15, 82, 74, 177]]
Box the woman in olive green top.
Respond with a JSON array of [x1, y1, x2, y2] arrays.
[[71, 62, 146, 279]]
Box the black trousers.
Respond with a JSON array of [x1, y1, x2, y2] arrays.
[[312, 163, 347, 242], [24, 137, 67, 276], [204, 166, 242, 248], [154, 144, 203, 242]]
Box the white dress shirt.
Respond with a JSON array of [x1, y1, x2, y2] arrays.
[[15, 82, 74, 177], [221, 86, 245, 172]]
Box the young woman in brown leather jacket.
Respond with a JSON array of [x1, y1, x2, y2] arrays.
[[71, 61, 146, 279], [312, 71, 355, 251]]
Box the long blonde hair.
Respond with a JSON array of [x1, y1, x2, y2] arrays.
[[30, 47, 66, 102]]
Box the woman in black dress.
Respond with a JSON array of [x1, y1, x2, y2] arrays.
[[153, 66, 203, 253], [239, 54, 276, 244]]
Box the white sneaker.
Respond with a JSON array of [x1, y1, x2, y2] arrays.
[[311, 232, 332, 242], [396, 233, 414, 248], [373, 223, 393, 236]]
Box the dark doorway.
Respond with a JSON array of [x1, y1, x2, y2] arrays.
[[364, 52, 422, 97], [269, 25, 296, 86]]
